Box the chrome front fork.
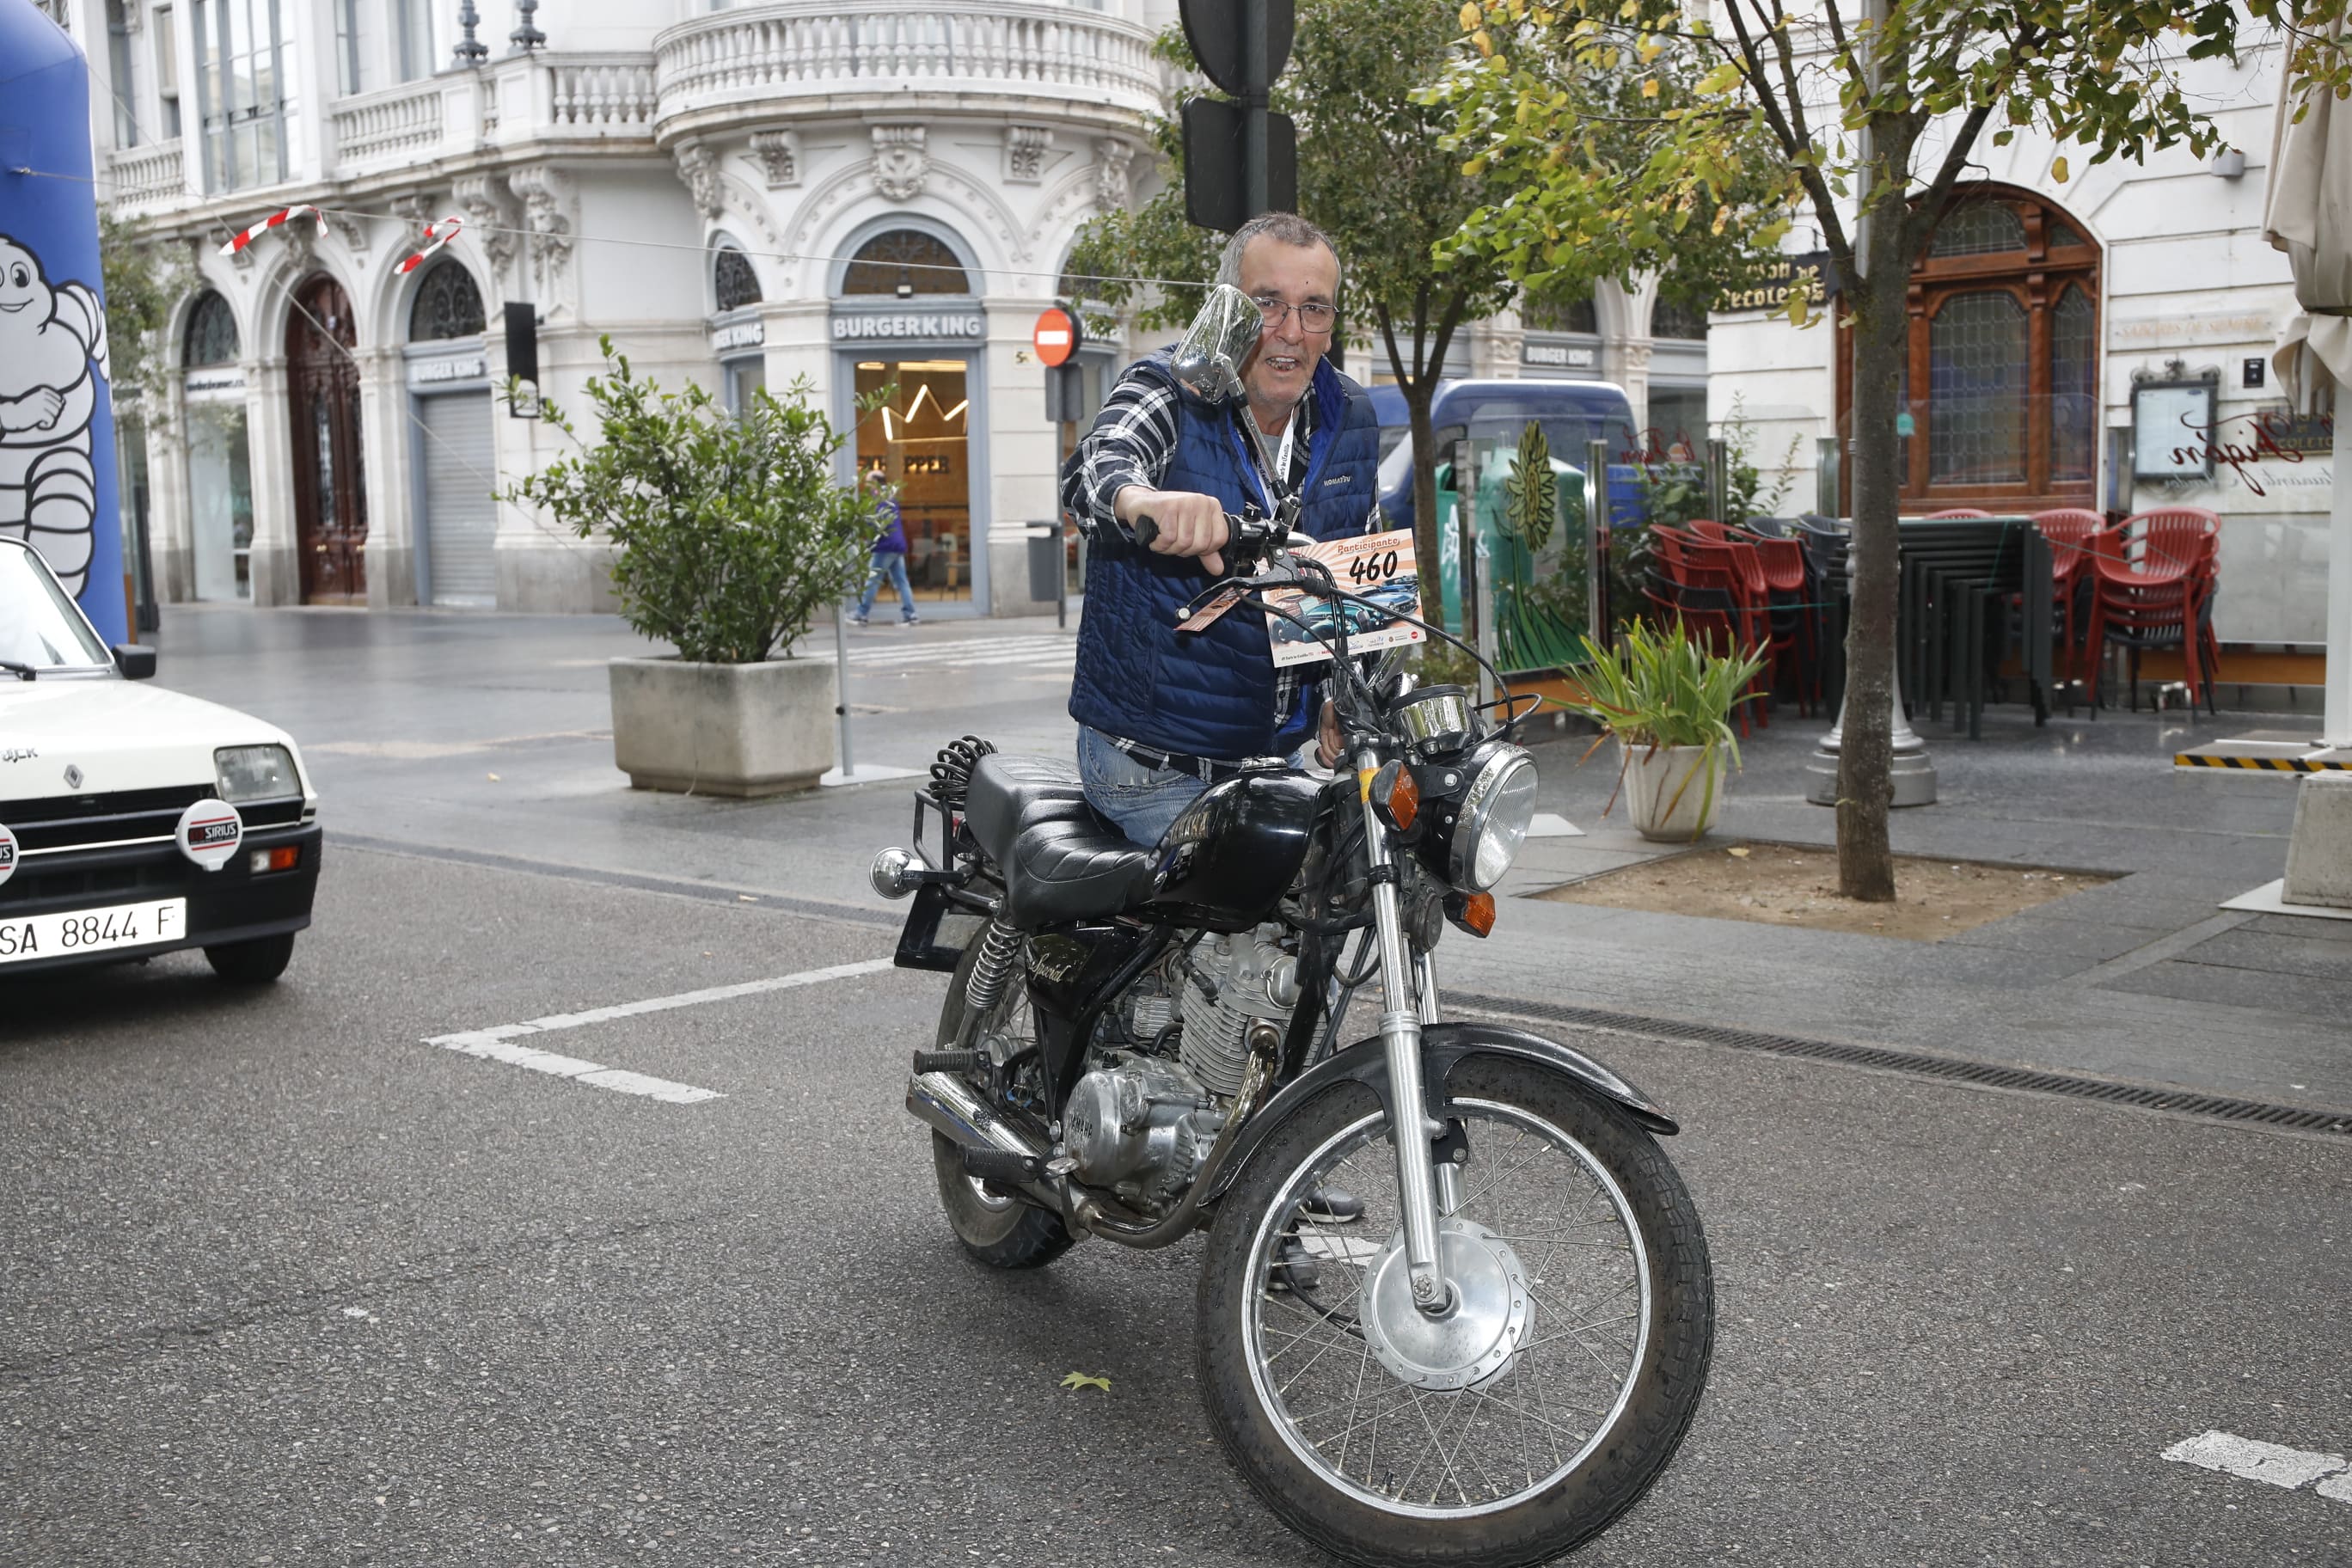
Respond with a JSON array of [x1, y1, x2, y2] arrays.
[[1360, 754, 1454, 1314]]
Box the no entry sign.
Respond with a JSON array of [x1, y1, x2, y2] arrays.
[[1032, 305, 1081, 368]]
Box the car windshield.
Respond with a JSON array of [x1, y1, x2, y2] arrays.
[[0, 542, 112, 671]]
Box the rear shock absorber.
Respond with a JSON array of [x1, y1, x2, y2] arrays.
[[963, 918, 1022, 1018]]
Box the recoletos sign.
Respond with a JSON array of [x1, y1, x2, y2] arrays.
[[832, 313, 985, 341]]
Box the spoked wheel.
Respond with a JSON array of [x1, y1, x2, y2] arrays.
[[928, 930, 1071, 1271], [1197, 1057, 1712, 1567]]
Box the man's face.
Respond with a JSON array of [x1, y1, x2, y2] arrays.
[[1238, 236, 1339, 414]]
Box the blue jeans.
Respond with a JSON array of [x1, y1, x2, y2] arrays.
[[1077, 726, 1326, 848], [1076, 725, 1211, 848], [856, 554, 915, 621]]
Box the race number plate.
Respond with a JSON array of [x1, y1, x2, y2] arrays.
[[1265, 528, 1426, 668], [0, 897, 187, 965]]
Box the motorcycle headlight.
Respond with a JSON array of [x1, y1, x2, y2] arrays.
[[214, 744, 301, 804], [1445, 743, 1539, 892]]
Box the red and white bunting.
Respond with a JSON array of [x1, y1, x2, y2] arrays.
[[217, 205, 328, 257], [395, 216, 466, 276]]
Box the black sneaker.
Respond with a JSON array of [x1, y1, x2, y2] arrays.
[[1300, 1184, 1365, 1225], [1270, 1234, 1322, 1295]]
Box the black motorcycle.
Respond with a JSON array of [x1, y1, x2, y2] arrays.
[[871, 512, 1713, 1566]]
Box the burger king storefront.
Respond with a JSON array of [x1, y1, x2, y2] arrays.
[[832, 302, 994, 617]]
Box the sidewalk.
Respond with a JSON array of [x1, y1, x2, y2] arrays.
[[1461, 697, 2351, 1111], [144, 604, 2352, 1113]]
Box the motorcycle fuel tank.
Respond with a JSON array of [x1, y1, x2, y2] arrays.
[[1145, 769, 1323, 932]]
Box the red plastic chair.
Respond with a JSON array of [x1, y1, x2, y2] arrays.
[[2083, 509, 2220, 714], [1650, 528, 1774, 732], [2033, 507, 2106, 687], [1690, 518, 1817, 714], [1923, 506, 1994, 518]]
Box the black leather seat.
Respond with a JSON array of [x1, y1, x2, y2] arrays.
[[965, 755, 1157, 928]]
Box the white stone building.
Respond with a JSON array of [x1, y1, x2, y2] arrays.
[[70, 0, 1703, 617], [1702, 24, 2328, 648]]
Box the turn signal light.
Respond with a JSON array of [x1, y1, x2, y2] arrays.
[[248, 846, 300, 874], [1446, 891, 1497, 938], [1363, 759, 1419, 833]]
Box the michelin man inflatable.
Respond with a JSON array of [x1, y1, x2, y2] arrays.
[[0, 235, 110, 598], [4, 0, 132, 643]]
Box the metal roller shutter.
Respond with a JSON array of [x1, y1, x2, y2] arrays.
[[420, 391, 497, 606]]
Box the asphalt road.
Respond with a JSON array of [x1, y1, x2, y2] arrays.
[[5, 843, 2348, 1567]]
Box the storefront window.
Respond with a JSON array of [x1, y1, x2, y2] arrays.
[[855, 359, 971, 603], [187, 403, 254, 600]]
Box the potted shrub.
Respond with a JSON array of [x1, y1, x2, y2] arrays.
[[1561, 618, 1765, 842], [509, 340, 879, 796]]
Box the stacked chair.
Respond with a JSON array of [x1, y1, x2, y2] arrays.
[[2079, 506, 2221, 715]]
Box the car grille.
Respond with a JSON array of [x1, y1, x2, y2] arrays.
[[0, 787, 304, 854]]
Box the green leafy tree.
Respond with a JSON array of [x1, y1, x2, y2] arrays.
[[506, 340, 881, 665], [96, 211, 181, 438], [1067, 0, 1736, 595], [1436, 0, 2352, 900]]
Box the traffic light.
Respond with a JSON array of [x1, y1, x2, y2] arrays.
[[1178, 0, 1297, 232]]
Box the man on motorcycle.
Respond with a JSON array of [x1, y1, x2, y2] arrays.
[[1058, 211, 1384, 848]]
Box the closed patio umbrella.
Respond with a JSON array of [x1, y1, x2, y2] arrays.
[[2266, 21, 2352, 746]]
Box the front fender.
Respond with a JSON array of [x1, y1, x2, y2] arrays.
[[1203, 1020, 1679, 1205]]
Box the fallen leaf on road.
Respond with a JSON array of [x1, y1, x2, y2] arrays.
[[1726, 846, 1751, 858], [1060, 1372, 1112, 1393], [487, 773, 500, 781]]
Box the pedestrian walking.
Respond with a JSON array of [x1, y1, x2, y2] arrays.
[[851, 478, 919, 627]]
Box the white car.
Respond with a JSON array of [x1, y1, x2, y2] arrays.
[[0, 537, 320, 982]]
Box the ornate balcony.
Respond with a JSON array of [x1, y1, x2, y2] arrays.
[[107, 142, 186, 211], [651, 0, 1161, 138], [331, 81, 445, 171]]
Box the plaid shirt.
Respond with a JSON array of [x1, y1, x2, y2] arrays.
[[1063, 369, 1379, 748]]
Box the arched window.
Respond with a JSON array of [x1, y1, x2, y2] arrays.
[[714, 247, 762, 313], [184, 291, 240, 366], [1651, 296, 1710, 341], [842, 230, 970, 297], [1521, 289, 1597, 334], [1838, 187, 2100, 511], [407, 260, 486, 342]]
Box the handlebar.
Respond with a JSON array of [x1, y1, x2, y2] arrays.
[[1130, 510, 1288, 560]]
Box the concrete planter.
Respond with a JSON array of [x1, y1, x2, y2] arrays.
[[1619, 738, 1727, 842], [609, 655, 836, 798]]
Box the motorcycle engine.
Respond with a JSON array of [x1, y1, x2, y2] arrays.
[[1178, 922, 1300, 1097], [1062, 925, 1301, 1211], [1062, 1056, 1222, 1210]]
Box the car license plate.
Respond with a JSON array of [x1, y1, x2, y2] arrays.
[[0, 897, 187, 965]]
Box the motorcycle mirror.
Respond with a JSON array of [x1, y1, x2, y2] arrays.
[[1170, 284, 1263, 404]]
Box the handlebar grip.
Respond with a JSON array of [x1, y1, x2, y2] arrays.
[[1129, 512, 1241, 553]]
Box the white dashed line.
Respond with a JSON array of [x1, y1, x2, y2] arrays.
[[2163, 1430, 2352, 1505], [423, 956, 897, 1104]]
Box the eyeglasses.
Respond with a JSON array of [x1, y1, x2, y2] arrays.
[[1253, 296, 1338, 334]]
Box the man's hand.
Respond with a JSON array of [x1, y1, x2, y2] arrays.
[[1315, 699, 1344, 769], [1114, 486, 1228, 576]]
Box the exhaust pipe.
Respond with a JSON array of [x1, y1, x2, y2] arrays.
[[905, 1070, 1063, 1211]]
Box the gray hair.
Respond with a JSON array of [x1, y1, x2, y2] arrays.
[[1214, 211, 1342, 298]]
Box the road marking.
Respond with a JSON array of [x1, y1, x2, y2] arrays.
[[422, 956, 897, 1103], [2163, 1430, 2351, 1502]]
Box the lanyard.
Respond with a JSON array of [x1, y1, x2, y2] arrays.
[[1234, 403, 1304, 516]]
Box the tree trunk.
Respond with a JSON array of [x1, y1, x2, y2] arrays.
[[1835, 118, 1919, 904], [1404, 381, 1442, 586]]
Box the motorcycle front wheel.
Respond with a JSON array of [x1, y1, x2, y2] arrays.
[[1195, 1057, 1712, 1567]]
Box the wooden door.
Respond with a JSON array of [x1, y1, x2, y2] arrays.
[[285, 276, 368, 603]]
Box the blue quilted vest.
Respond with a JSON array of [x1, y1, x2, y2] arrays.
[[1069, 352, 1381, 761]]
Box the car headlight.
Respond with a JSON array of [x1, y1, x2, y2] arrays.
[[1445, 743, 1539, 891], [215, 744, 300, 803]]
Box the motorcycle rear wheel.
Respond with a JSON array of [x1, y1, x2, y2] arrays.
[[928, 929, 1072, 1271], [1195, 1057, 1712, 1566]]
